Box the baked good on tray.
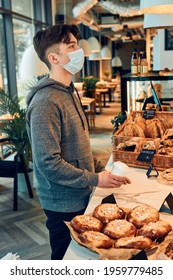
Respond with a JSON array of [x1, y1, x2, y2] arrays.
[[93, 203, 125, 223], [138, 220, 172, 240], [103, 219, 136, 239], [70, 214, 103, 233], [67, 202, 173, 260], [127, 205, 160, 228], [165, 241, 173, 259], [114, 235, 152, 250], [145, 119, 165, 138], [78, 231, 113, 249], [162, 168, 173, 181], [157, 168, 173, 185]]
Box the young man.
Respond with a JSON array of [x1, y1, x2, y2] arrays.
[[26, 24, 131, 260]]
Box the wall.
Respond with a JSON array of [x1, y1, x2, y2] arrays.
[[153, 29, 173, 71], [113, 40, 146, 71]]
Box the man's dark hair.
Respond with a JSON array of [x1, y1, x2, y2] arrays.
[[33, 24, 81, 68]]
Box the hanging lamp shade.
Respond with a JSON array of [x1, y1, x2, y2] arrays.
[[144, 13, 173, 29], [87, 36, 101, 52], [101, 46, 111, 60], [79, 39, 91, 57], [112, 56, 122, 67], [19, 45, 48, 81], [88, 52, 102, 60], [140, 0, 173, 14]]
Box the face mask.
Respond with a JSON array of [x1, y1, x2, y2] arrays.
[[63, 48, 84, 75]]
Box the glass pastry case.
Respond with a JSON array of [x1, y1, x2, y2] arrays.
[[121, 71, 173, 113]]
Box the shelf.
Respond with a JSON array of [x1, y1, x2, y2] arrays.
[[122, 71, 173, 82], [121, 71, 173, 112]]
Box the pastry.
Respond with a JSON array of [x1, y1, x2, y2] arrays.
[[93, 203, 125, 223], [162, 168, 173, 181], [138, 220, 172, 240], [163, 128, 173, 139], [145, 119, 165, 138], [142, 140, 156, 150], [123, 123, 145, 137], [165, 241, 173, 259], [158, 146, 173, 155], [134, 115, 146, 131], [127, 205, 160, 228], [103, 219, 136, 240], [70, 214, 103, 233], [114, 235, 152, 250], [124, 137, 144, 152], [78, 231, 113, 249]]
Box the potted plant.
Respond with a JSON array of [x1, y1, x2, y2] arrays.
[[82, 76, 99, 98], [0, 88, 31, 168]]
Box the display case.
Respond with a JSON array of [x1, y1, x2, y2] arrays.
[[121, 71, 173, 112]]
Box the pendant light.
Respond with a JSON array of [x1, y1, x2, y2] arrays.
[[88, 52, 102, 60], [87, 37, 101, 52], [140, 0, 173, 14], [101, 46, 111, 60], [19, 45, 48, 81], [79, 39, 91, 57], [112, 56, 122, 67], [19, 1, 48, 82], [144, 14, 173, 29]]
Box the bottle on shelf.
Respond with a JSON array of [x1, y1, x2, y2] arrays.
[[140, 51, 148, 76], [131, 48, 138, 76], [138, 48, 143, 75]]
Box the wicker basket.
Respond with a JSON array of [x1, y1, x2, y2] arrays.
[[114, 111, 173, 136], [113, 149, 173, 171], [113, 111, 173, 171]]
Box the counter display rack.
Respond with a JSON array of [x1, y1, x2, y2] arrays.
[[121, 71, 173, 113]]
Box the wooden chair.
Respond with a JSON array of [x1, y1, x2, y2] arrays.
[[82, 99, 96, 129], [0, 137, 34, 210]]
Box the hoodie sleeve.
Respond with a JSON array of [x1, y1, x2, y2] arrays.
[[28, 100, 98, 188]]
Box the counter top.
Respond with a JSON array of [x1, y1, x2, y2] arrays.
[[122, 71, 173, 81], [63, 166, 173, 260]]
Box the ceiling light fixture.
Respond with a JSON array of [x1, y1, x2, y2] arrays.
[[101, 46, 112, 60], [140, 0, 173, 14], [144, 14, 173, 29], [87, 37, 101, 52], [112, 56, 122, 67], [79, 39, 91, 57], [88, 52, 102, 61], [19, 45, 48, 81]]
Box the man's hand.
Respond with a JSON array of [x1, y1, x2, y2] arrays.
[[97, 170, 131, 188]]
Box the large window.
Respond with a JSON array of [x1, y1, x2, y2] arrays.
[[0, 15, 7, 91], [13, 18, 33, 98], [11, 0, 33, 18], [0, 0, 52, 97]]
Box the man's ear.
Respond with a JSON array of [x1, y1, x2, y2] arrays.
[[48, 53, 59, 64]]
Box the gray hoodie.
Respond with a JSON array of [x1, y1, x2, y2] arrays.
[[26, 76, 98, 212]]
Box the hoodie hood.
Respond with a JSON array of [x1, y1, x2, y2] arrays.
[[26, 75, 75, 108], [26, 76, 87, 130]]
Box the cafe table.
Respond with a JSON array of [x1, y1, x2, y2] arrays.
[[0, 114, 13, 159], [81, 97, 96, 128], [96, 88, 109, 108], [63, 164, 173, 260]]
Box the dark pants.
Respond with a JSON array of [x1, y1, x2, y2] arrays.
[[43, 208, 85, 260]]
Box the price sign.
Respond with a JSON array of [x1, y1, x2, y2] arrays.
[[136, 149, 156, 163], [146, 163, 159, 178], [143, 110, 155, 119]]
